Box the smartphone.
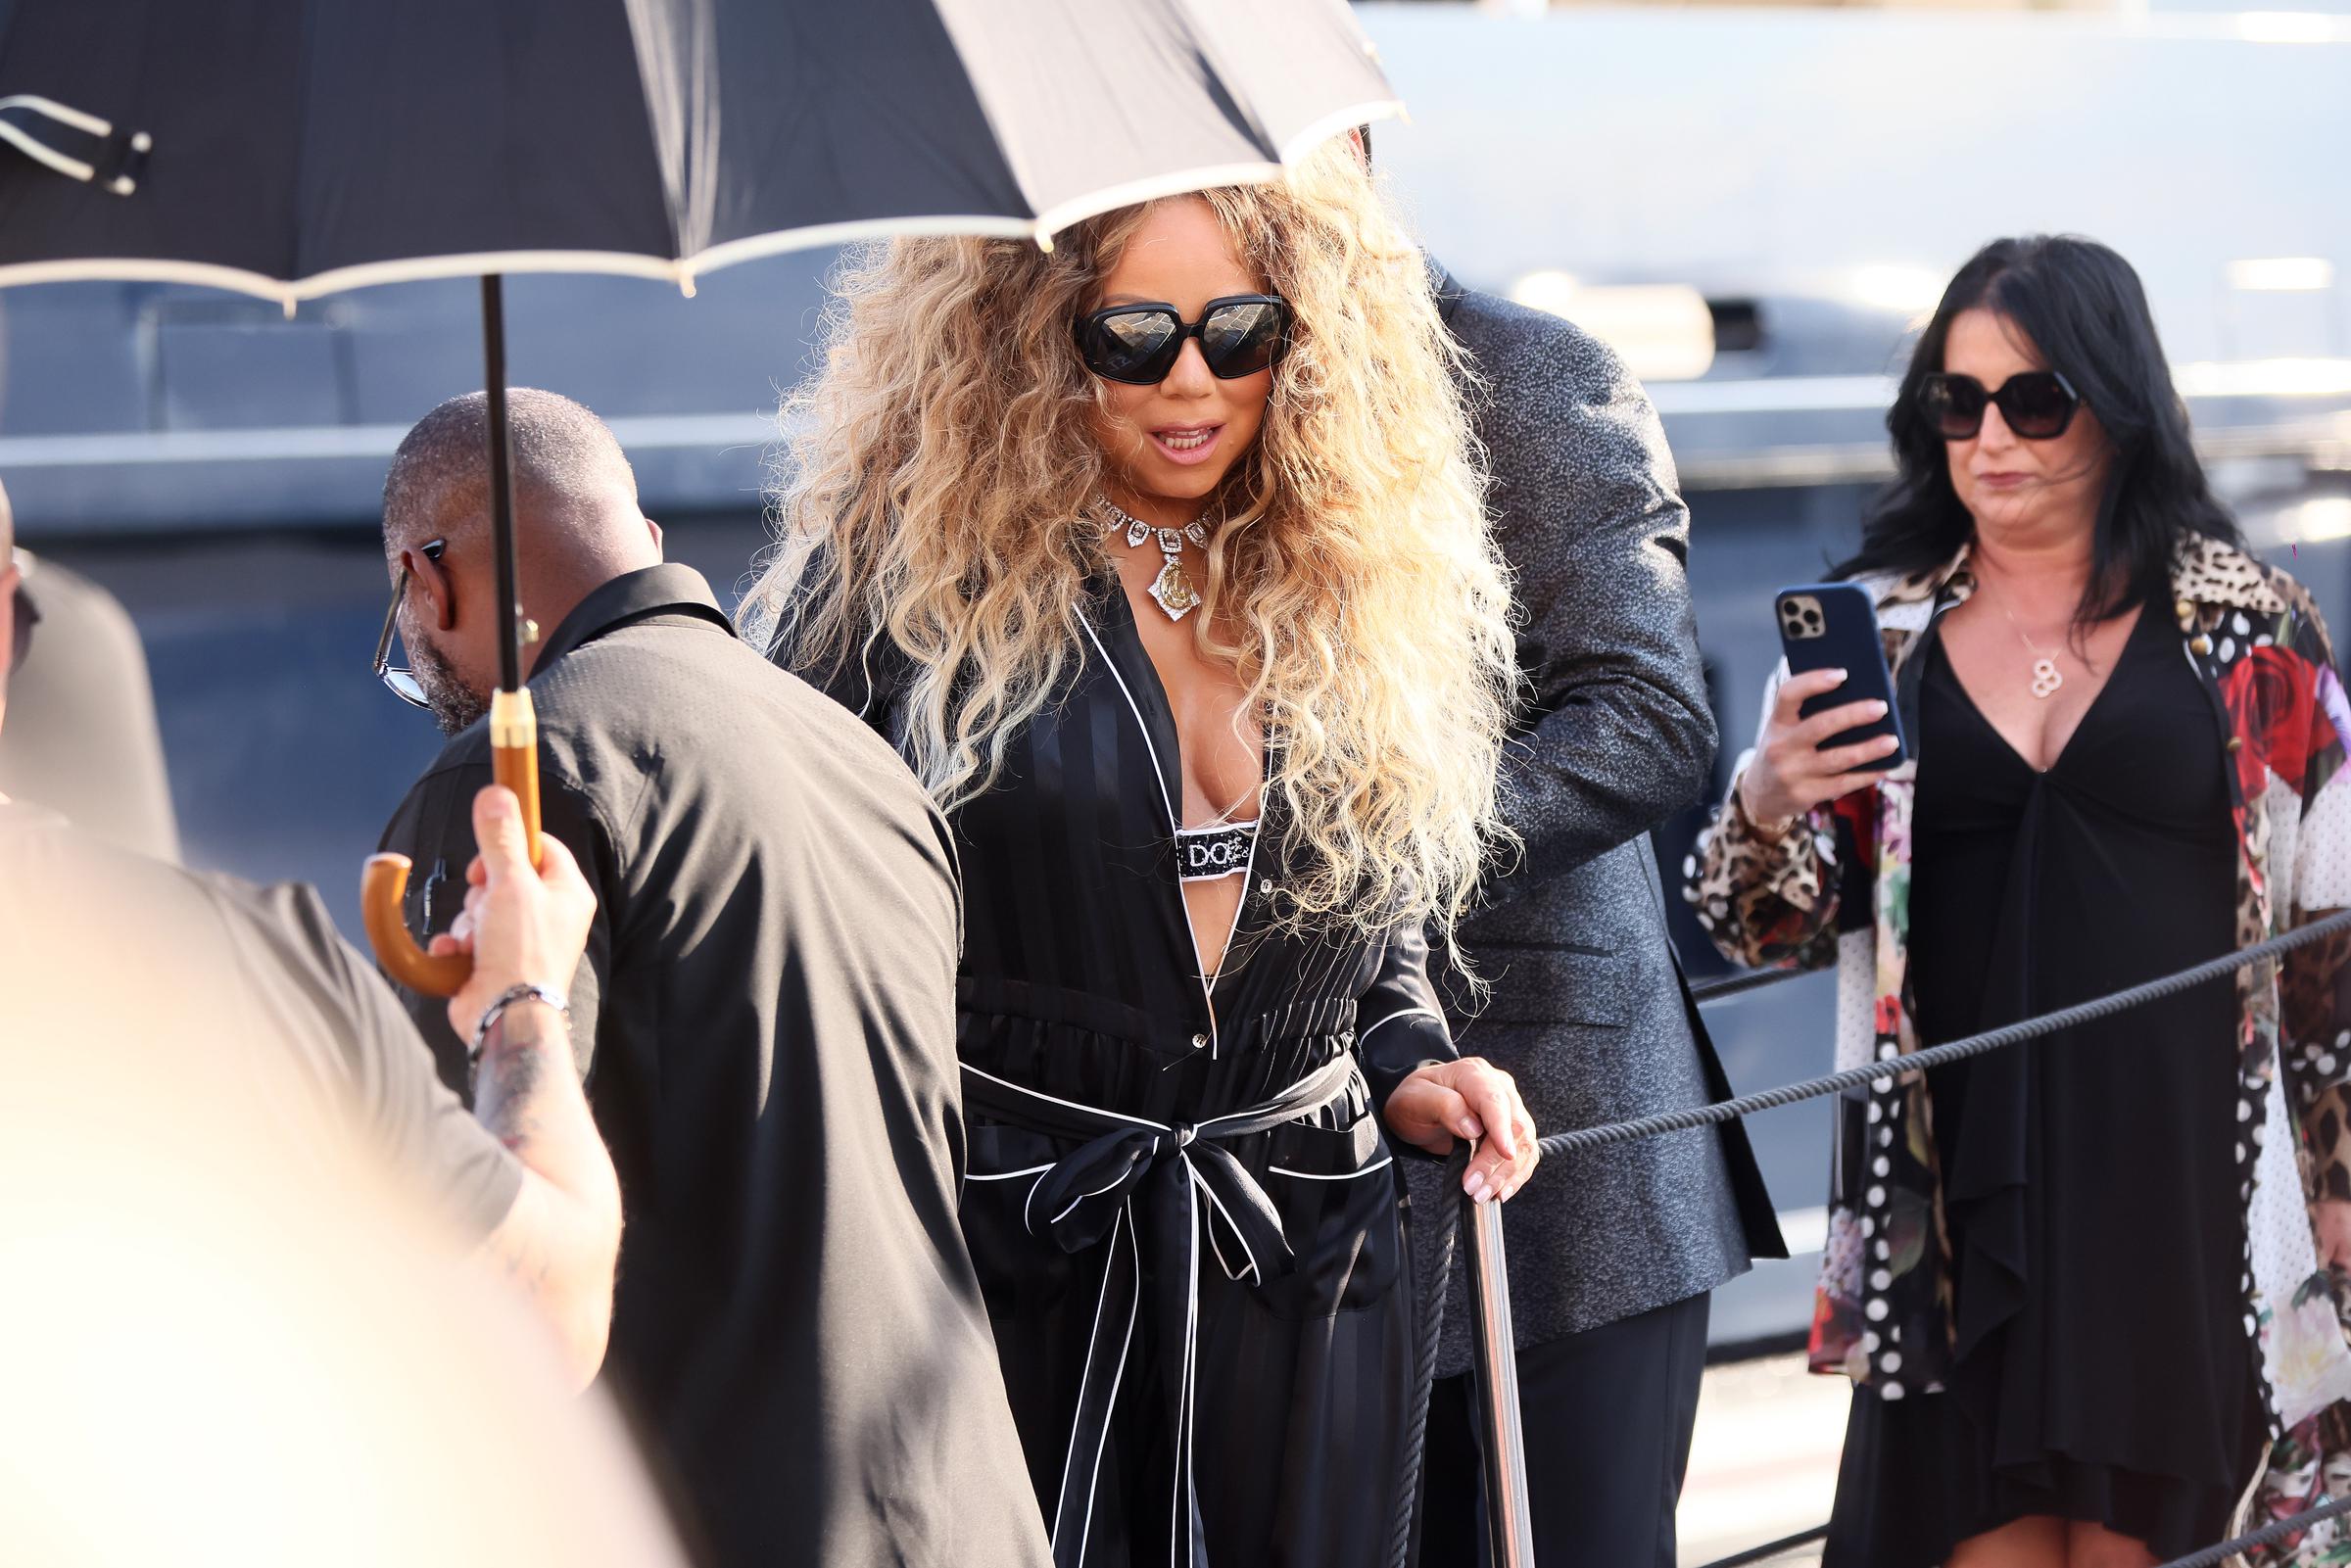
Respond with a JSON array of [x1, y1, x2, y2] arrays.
[[1774, 583, 1906, 770]]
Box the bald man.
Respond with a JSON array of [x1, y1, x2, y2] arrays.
[[373, 391, 1049, 1568]]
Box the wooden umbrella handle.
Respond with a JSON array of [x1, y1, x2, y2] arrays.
[[489, 688, 544, 870], [361, 852, 472, 996], [361, 689, 542, 998]]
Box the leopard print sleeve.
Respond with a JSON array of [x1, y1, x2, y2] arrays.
[[1684, 663, 1846, 971]]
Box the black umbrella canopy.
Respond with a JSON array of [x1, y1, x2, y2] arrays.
[[0, 0, 1399, 301], [0, 0, 1399, 995]]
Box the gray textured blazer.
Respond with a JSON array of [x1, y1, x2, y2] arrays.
[[1408, 266, 1783, 1375]]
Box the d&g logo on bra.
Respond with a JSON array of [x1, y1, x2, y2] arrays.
[[1176, 823, 1256, 881]]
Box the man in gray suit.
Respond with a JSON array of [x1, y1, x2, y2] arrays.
[[1411, 264, 1784, 1568]]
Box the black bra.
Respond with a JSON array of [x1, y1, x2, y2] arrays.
[[1176, 820, 1258, 882]]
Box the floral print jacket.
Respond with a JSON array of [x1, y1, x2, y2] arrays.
[[1684, 533, 2351, 1559]]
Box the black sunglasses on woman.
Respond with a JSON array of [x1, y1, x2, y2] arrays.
[[1918, 369, 2081, 441], [1075, 294, 1289, 385]]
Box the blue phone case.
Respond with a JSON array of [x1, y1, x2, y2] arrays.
[[1775, 583, 1907, 770]]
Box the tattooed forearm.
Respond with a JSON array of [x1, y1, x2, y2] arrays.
[[471, 1001, 624, 1388], [474, 1008, 556, 1154]]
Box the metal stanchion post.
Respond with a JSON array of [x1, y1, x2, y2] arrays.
[[1465, 1178, 1535, 1567]]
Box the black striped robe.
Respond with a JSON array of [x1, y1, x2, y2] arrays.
[[784, 570, 1454, 1568]]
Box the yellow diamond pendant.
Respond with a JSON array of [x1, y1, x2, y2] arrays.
[[1149, 558, 1202, 621]]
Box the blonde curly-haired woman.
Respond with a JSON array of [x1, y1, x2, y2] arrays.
[[742, 142, 1540, 1567]]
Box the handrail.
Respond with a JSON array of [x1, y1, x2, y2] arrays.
[[1396, 909, 2351, 1568], [1688, 964, 1811, 1006], [1549, 909, 2351, 1159]]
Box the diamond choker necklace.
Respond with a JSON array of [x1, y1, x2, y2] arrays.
[[1102, 499, 1209, 623]]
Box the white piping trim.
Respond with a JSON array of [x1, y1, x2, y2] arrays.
[[0, 93, 110, 184], [1052, 1203, 1136, 1565], [1190, 1060, 1349, 1137], [1192, 1159, 1263, 1285], [1077, 1212, 1137, 1568], [964, 1163, 1056, 1182], [0, 123, 90, 183], [1357, 1006, 1441, 1050], [1174, 1169, 1201, 1568], [964, 1062, 1169, 1132], [1204, 812, 1260, 993], [0, 106, 1408, 309], [1050, 1161, 1147, 1228], [1077, 607, 1223, 1051], [1078, 609, 1179, 827], [1024, 1171, 1052, 1238], [0, 94, 114, 139], [1271, 1156, 1395, 1181]]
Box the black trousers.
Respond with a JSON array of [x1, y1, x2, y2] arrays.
[[1416, 1291, 1710, 1568]]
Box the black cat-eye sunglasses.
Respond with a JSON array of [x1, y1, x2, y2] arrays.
[[1918, 369, 2082, 442]]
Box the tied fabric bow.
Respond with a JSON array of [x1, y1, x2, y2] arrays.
[[1022, 1119, 1291, 1282], [961, 1053, 1361, 1568]]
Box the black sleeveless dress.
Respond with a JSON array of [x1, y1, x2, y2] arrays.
[[1827, 603, 2266, 1564]]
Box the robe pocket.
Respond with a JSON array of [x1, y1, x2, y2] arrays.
[[960, 1120, 1083, 1314], [1461, 941, 1634, 1027], [1250, 1113, 1405, 1321]]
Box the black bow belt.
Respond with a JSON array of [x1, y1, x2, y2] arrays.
[[961, 1053, 1360, 1568]]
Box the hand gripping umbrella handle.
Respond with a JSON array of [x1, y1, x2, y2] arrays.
[[362, 689, 543, 998]]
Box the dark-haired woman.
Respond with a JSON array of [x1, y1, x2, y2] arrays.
[[1688, 234, 2351, 1568]]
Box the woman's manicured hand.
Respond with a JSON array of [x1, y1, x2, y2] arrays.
[[1738, 666, 1900, 830], [1383, 1058, 1540, 1203]]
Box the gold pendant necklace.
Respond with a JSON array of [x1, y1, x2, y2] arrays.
[[1104, 500, 1209, 623], [1991, 594, 2064, 699]]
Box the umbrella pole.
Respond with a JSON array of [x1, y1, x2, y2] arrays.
[[360, 277, 543, 997], [479, 274, 543, 869], [1465, 1184, 1535, 1567]]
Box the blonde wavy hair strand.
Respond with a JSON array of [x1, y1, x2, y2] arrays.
[[743, 144, 1518, 949]]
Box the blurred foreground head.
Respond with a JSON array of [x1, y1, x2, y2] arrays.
[[0, 841, 682, 1568], [0, 474, 179, 860], [379, 389, 662, 736]]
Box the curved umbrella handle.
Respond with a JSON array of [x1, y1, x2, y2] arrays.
[[361, 690, 543, 999], [362, 852, 472, 996]]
